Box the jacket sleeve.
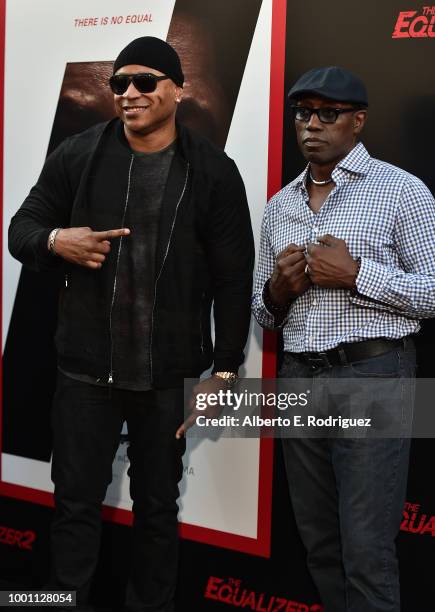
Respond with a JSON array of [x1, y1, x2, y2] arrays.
[[8, 140, 74, 272], [206, 158, 255, 373]]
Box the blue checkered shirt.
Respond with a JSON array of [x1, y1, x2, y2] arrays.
[[252, 142, 435, 352]]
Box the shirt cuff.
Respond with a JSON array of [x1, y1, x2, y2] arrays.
[[261, 280, 290, 329], [353, 257, 390, 301]]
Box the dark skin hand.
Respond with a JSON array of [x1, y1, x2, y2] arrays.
[[269, 244, 311, 306], [175, 375, 229, 439], [305, 234, 359, 289], [53, 227, 130, 269]]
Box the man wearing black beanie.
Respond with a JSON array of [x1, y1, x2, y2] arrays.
[[9, 36, 254, 611]]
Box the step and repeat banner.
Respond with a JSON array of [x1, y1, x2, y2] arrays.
[[0, 1, 434, 610]]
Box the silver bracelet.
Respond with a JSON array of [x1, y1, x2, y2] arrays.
[[48, 228, 62, 255]]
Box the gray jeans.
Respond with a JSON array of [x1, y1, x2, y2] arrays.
[[280, 338, 416, 612]]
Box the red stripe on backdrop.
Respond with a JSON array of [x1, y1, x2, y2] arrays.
[[0, 0, 6, 484], [0, 482, 54, 507], [263, 0, 287, 378], [256, 0, 287, 557], [0, 0, 287, 559], [267, 0, 286, 202]]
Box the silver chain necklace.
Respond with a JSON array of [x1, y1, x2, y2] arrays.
[[309, 171, 333, 186]]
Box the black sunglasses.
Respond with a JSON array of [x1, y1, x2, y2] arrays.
[[109, 73, 170, 95], [291, 105, 359, 124]]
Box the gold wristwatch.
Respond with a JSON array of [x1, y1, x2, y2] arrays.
[[213, 371, 238, 387]]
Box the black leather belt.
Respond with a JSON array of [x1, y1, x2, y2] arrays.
[[288, 338, 405, 370]]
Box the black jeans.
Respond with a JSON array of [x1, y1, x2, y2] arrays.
[[280, 339, 416, 612], [49, 372, 186, 611]]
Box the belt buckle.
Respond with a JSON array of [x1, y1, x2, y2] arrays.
[[305, 351, 331, 371]]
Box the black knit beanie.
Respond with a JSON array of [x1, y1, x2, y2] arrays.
[[113, 36, 184, 87]]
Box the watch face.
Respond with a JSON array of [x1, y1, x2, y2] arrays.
[[214, 372, 238, 387]]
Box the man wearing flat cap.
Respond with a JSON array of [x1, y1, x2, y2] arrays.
[[9, 36, 254, 611], [253, 66, 435, 611]]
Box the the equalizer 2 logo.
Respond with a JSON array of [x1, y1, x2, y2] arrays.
[[401, 502, 435, 536], [0, 525, 36, 550], [205, 576, 323, 611], [392, 7, 435, 38]]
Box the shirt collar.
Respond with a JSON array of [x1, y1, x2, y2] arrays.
[[288, 142, 370, 190], [334, 141, 370, 176]]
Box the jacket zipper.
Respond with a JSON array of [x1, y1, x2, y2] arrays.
[[149, 161, 190, 382], [108, 154, 134, 383], [199, 293, 205, 354]]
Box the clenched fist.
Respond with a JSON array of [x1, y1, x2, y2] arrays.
[[305, 234, 359, 289], [50, 226, 130, 269], [269, 244, 311, 306]]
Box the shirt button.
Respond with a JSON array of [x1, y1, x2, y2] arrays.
[[313, 226, 319, 233], [309, 335, 314, 342], [312, 299, 317, 306]]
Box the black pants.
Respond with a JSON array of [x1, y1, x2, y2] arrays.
[[49, 372, 186, 611]]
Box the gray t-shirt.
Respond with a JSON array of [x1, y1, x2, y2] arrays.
[[111, 141, 176, 390], [62, 138, 176, 390]]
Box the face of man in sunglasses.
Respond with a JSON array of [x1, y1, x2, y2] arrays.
[[294, 96, 367, 167], [113, 64, 183, 138]]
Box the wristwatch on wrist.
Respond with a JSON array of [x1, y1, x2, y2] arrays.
[[263, 278, 291, 315], [48, 228, 62, 255], [213, 371, 238, 387]]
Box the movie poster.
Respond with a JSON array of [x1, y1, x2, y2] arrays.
[[1, 0, 276, 555]]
